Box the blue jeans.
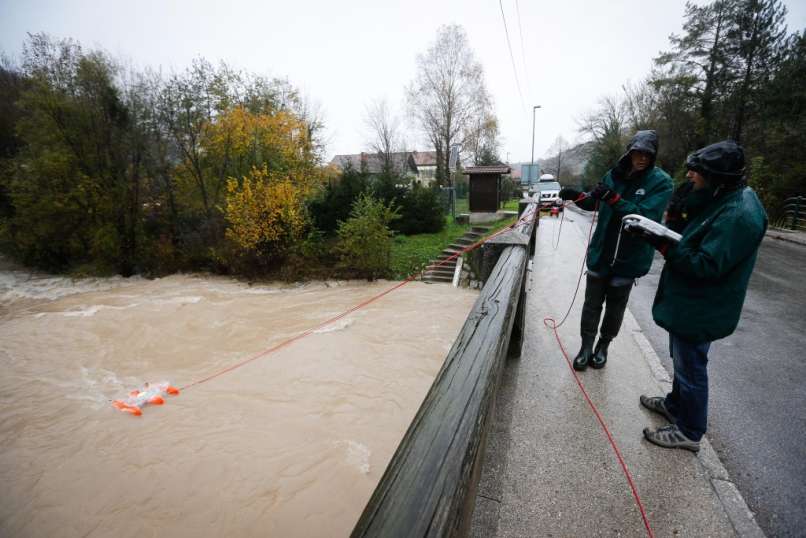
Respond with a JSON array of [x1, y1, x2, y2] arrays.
[[664, 333, 711, 441]]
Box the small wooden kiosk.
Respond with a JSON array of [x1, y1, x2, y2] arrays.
[[464, 164, 511, 222]]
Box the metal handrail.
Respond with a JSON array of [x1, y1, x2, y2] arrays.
[[781, 195, 805, 231]]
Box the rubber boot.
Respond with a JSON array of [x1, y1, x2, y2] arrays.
[[573, 336, 595, 371], [591, 337, 611, 369]]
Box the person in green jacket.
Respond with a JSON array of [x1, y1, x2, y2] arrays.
[[630, 140, 768, 452], [559, 130, 673, 370]]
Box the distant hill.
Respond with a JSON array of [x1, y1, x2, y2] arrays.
[[505, 140, 594, 186], [540, 140, 594, 182]]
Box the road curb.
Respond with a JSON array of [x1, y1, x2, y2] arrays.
[[765, 228, 806, 247], [623, 308, 766, 538]]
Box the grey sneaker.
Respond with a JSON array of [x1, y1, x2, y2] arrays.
[[640, 395, 675, 423], [643, 425, 700, 452]]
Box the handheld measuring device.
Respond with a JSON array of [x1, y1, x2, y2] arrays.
[[621, 214, 682, 243], [611, 214, 682, 266]]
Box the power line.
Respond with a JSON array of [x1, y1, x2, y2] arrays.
[[515, 0, 531, 98], [499, 0, 526, 113]]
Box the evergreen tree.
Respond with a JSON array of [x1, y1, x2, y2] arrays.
[[747, 31, 806, 216], [654, 1, 738, 146], [727, 0, 789, 143]]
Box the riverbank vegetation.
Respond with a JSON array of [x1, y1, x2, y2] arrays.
[[0, 32, 500, 281], [389, 214, 518, 280]]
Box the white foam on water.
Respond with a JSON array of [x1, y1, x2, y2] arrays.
[[238, 287, 284, 295], [71, 367, 137, 408], [151, 295, 203, 306], [337, 440, 371, 475], [313, 318, 354, 334], [61, 306, 104, 318], [203, 282, 284, 296], [0, 269, 142, 305], [44, 303, 141, 318]]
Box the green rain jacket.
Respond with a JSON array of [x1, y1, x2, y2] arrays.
[[652, 186, 768, 343], [577, 166, 673, 278]]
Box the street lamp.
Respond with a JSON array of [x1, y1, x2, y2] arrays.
[[530, 105, 542, 183]]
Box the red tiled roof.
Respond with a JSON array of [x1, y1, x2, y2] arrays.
[[412, 150, 438, 166]]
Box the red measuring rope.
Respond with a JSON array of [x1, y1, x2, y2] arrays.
[[180, 208, 538, 392], [543, 197, 655, 538]]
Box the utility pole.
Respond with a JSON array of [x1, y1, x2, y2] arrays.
[[530, 105, 541, 184], [448, 144, 460, 219]]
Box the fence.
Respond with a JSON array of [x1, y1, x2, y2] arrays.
[[782, 195, 805, 231], [351, 201, 538, 538]]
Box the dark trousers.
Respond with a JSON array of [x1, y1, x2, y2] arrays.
[[580, 273, 633, 341], [664, 333, 711, 441]]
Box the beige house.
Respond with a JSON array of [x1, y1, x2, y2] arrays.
[[411, 151, 438, 185], [329, 152, 418, 179], [329, 150, 454, 187]]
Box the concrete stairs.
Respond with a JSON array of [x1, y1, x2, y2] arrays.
[[421, 226, 490, 284]]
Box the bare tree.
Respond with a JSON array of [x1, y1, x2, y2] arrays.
[[293, 92, 328, 165], [157, 59, 229, 218], [621, 79, 660, 132], [466, 111, 501, 165], [578, 96, 627, 180], [407, 24, 492, 185], [364, 98, 402, 173], [544, 135, 570, 180]]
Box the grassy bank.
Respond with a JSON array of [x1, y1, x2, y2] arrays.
[[454, 197, 522, 215], [389, 213, 518, 279]]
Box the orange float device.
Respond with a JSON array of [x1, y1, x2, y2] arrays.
[[112, 381, 179, 417]]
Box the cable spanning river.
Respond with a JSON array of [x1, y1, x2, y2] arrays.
[[0, 259, 478, 537]]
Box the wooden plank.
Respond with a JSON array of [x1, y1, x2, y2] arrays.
[[351, 202, 538, 538]]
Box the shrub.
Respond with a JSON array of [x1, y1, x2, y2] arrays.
[[335, 193, 399, 280], [308, 163, 370, 233], [395, 183, 445, 235], [222, 165, 308, 273]]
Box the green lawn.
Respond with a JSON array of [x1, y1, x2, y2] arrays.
[[454, 197, 521, 214], [389, 213, 518, 279]]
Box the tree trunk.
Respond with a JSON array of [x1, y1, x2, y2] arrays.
[[733, 7, 761, 143], [700, 2, 726, 145]]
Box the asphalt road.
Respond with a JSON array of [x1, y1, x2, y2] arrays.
[[589, 220, 806, 537]]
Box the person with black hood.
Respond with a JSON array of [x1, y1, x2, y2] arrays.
[[559, 131, 673, 371], [630, 140, 767, 452]]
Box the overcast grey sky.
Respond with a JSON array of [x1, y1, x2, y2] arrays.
[[2, 0, 804, 163]]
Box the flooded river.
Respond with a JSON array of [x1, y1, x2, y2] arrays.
[[0, 261, 478, 537]]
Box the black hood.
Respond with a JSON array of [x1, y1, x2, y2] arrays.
[[615, 130, 659, 177], [686, 140, 745, 185]]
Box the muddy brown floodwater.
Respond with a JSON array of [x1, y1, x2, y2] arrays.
[[0, 264, 478, 538]]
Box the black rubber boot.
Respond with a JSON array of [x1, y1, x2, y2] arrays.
[[591, 337, 611, 369], [573, 336, 595, 371]]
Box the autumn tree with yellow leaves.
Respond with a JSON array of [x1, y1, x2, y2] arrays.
[[223, 165, 309, 271], [0, 37, 329, 276], [215, 105, 329, 272]]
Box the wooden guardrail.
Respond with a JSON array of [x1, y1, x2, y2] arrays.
[[351, 201, 539, 538]]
